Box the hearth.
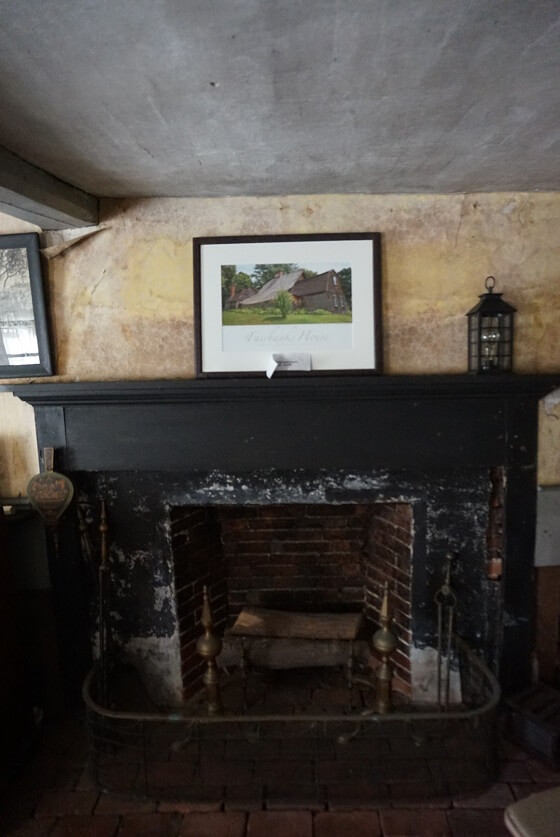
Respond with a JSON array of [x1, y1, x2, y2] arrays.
[[82, 636, 500, 805]]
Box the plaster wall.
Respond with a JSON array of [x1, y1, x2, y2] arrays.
[[1, 193, 560, 494]]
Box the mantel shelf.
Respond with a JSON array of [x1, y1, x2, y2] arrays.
[[2, 373, 560, 407]]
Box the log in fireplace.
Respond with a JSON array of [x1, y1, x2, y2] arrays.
[[5, 374, 559, 708]]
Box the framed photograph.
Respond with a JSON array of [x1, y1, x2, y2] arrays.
[[193, 232, 382, 377], [0, 233, 53, 377]]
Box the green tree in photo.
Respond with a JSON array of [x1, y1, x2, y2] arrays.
[[235, 271, 252, 287], [338, 267, 352, 309], [221, 265, 236, 306], [276, 289, 293, 319], [221, 265, 253, 306]]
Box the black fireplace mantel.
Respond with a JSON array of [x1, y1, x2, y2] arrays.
[[5, 373, 560, 695], [3, 373, 560, 474], [5, 372, 560, 405]]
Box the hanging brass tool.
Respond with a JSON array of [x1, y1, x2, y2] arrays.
[[27, 447, 74, 525], [434, 553, 457, 711], [26, 447, 74, 557]]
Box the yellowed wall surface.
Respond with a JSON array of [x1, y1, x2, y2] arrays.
[[1, 194, 560, 492], [0, 393, 39, 496]]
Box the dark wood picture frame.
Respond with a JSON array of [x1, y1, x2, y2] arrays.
[[0, 233, 53, 378], [193, 232, 382, 377]]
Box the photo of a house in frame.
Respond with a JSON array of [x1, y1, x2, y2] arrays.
[[194, 232, 380, 375], [222, 263, 352, 326]]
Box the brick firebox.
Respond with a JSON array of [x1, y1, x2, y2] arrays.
[[170, 502, 414, 698]]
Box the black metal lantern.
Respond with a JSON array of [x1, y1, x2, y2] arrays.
[[466, 276, 516, 374]]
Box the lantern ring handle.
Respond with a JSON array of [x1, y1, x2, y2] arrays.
[[485, 275, 496, 291]]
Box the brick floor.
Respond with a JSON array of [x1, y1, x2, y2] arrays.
[[34, 790, 99, 818], [525, 758, 560, 783], [257, 760, 314, 782], [247, 811, 313, 837], [446, 808, 511, 837], [266, 783, 325, 811], [388, 781, 451, 808], [4, 821, 58, 837], [509, 780, 558, 801], [380, 809, 451, 836], [498, 759, 534, 783], [314, 811, 382, 837], [451, 782, 515, 809], [159, 786, 224, 812], [2, 712, 560, 836], [325, 780, 390, 810], [148, 761, 197, 791], [49, 814, 120, 836], [75, 764, 99, 792], [198, 757, 255, 785], [93, 792, 157, 816], [119, 812, 183, 836], [181, 812, 247, 836], [224, 784, 264, 811]]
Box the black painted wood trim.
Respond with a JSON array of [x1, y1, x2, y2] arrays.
[[2, 374, 560, 407]]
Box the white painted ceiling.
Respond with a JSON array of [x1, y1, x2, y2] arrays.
[[0, 0, 559, 198]]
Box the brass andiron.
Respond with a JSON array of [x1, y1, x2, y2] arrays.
[[373, 581, 398, 714], [196, 586, 223, 715]]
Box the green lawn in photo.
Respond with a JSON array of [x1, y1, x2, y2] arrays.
[[222, 309, 353, 326]]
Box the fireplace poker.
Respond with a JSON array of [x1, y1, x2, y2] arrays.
[[77, 504, 99, 586], [434, 553, 457, 710], [98, 499, 110, 708]]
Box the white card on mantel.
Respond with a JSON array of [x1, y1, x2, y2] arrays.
[[266, 353, 312, 378]]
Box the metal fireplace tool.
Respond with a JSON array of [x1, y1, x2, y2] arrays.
[[26, 447, 74, 556], [435, 553, 458, 711]]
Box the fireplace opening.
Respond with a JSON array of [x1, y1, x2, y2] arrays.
[[169, 502, 414, 702]]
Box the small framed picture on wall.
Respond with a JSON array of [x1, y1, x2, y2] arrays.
[[0, 233, 52, 377]]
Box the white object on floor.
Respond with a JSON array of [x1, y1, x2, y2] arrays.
[[504, 785, 560, 837]]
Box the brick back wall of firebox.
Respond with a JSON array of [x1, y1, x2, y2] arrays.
[[219, 504, 370, 614]]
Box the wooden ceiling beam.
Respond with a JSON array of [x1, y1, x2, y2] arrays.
[[0, 145, 98, 230]]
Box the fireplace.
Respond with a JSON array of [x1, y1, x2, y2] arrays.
[[72, 460, 497, 708], [5, 373, 559, 707], [168, 501, 415, 698]]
